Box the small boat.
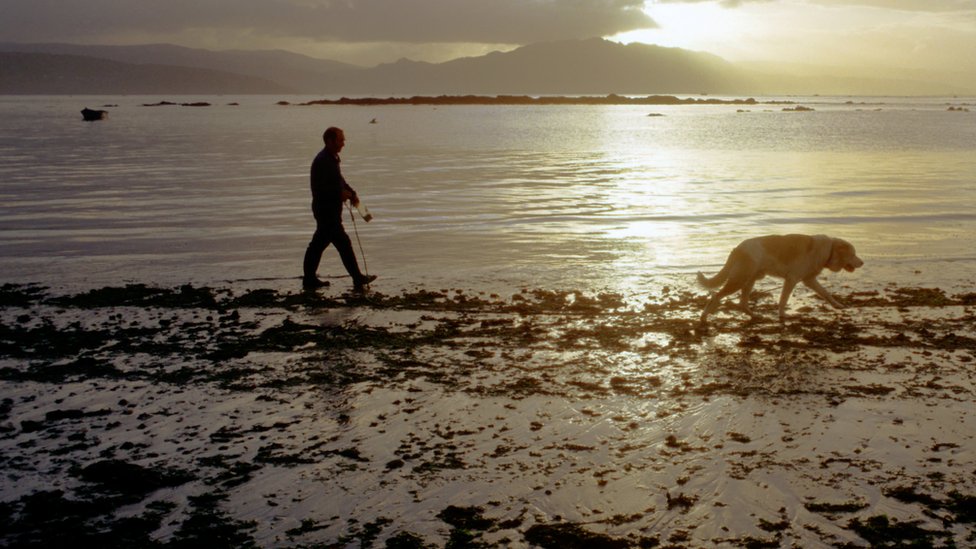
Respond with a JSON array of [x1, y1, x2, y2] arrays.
[[81, 107, 108, 121]]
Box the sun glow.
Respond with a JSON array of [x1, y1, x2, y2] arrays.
[[610, 1, 764, 60]]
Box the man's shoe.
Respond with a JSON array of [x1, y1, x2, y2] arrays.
[[353, 274, 377, 289], [303, 277, 330, 289]]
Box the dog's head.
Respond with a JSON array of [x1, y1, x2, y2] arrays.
[[827, 238, 864, 273]]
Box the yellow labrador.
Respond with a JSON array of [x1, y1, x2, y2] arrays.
[[697, 234, 863, 324]]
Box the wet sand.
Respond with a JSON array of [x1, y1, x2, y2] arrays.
[[1, 282, 974, 547]]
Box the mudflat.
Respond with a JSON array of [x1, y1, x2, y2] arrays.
[[1, 282, 974, 547]]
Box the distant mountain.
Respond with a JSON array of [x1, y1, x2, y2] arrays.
[[0, 39, 752, 95], [0, 42, 360, 92], [0, 52, 292, 94], [1, 39, 969, 96], [325, 38, 753, 95]]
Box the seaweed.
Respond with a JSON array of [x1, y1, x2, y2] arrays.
[[524, 523, 638, 548], [167, 492, 258, 548], [847, 515, 949, 547]]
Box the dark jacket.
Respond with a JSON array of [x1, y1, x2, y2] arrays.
[[310, 148, 353, 222]]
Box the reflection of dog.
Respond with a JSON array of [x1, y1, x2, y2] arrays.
[[697, 234, 863, 324]]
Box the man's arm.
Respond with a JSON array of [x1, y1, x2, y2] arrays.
[[340, 180, 358, 205]]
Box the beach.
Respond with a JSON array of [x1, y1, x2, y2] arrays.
[[1, 281, 974, 547]]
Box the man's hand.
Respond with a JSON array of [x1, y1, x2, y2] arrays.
[[340, 189, 358, 205]]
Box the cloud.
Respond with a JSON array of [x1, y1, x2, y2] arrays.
[[809, 0, 976, 12], [655, 0, 773, 7], [657, 0, 975, 11], [0, 0, 655, 46]]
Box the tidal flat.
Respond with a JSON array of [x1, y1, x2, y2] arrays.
[[1, 282, 974, 547]]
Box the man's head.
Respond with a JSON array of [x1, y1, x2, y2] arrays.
[[323, 127, 345, 153]]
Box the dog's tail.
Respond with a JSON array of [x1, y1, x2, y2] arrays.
[[697, 260, 732, 291]]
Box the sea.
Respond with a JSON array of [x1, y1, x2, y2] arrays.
[[2, 94, 975, 301]]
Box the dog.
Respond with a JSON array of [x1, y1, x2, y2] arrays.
[[697, 234, 863, 324]]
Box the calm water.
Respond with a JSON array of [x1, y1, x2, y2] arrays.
[[1, 95, 975, 299]]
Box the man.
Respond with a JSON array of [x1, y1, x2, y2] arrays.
[[302, 127, 377, 290]]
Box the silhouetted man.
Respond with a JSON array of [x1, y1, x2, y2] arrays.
[[302, 127, 377, 290]]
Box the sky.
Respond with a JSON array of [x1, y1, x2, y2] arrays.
[[2, 0, 975, 90]]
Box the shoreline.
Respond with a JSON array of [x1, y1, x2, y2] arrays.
[[1, 282, 974, 547]]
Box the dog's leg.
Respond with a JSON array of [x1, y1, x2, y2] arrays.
[[700, 286, 739, 324], [700, 292, 722, 324], [777, 279, 800, 322], [737, 278, 757, 316], [699, 248, 753, 324], [803, 278, 845, 309]]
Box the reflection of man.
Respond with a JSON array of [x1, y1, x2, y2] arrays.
[[302, 127, 377, 290]]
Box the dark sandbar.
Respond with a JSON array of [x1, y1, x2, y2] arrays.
[[292, 94, 766, 107]]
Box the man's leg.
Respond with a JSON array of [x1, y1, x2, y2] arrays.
[[331, 226, 366, 282], [303, 228, 330, 286]]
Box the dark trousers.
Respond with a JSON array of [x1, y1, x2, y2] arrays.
[[303, 219, 363, 281]]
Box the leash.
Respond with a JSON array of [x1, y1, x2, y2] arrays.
[[348, 202, 370, 281]]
